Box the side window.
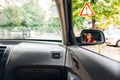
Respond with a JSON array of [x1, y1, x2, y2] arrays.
[[72, 0, 120, 61]]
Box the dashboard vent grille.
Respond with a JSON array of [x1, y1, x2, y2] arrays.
[[0, 46, 7, 62]]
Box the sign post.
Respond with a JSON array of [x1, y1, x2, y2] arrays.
[[80, 2, 95, 29], [80, 2, 95, 17]]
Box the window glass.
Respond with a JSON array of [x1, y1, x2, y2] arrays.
[[72, 0, 120, 61]]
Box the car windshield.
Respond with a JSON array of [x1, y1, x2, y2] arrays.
[[0, 0, 62, 40]]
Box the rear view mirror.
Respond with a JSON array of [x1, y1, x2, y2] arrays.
[[79, 29, 105, 45]]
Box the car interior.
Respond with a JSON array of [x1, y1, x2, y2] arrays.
[[0, 0, 120, 80]]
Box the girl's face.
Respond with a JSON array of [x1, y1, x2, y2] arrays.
[[86, 33, 92, 40]]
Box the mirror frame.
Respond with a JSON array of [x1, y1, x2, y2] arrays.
[[80, 29, 105, 45]]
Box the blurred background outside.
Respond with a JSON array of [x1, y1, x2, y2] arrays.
[[72, 0, 120, 61], [0, 0, 61, 40]]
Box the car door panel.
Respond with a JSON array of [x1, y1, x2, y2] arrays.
[[68, 46, 120, 80], [65, 48, 92, 80]]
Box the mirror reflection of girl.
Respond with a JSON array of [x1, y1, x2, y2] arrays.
[[84, 33, 96, 42]]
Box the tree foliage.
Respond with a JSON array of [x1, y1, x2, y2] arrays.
[[21, 0, 45, 27], [48, 17, 61, 32], [72, 0, 120, 30], [0, 0, 45, 28], [0, 6, 22, 27]]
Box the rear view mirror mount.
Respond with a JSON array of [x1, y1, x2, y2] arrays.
[[77, 29, 105, 46]]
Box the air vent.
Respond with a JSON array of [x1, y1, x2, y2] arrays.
[[0, 46, 7, 79], [0, 46, 7, 62]]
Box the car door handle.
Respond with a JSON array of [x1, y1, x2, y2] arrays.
[[72, 58, 79, 69]]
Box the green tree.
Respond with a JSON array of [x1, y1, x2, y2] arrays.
[[21, 0, 45, 27], [72, 0, 86, 30], [48, 17, 61, 32], [0, 5, 22, 27], [72, 0, 120, 29]]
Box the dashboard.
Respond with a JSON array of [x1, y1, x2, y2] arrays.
[[0, 40, 90, 80], [0, 40, 119, 80]]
